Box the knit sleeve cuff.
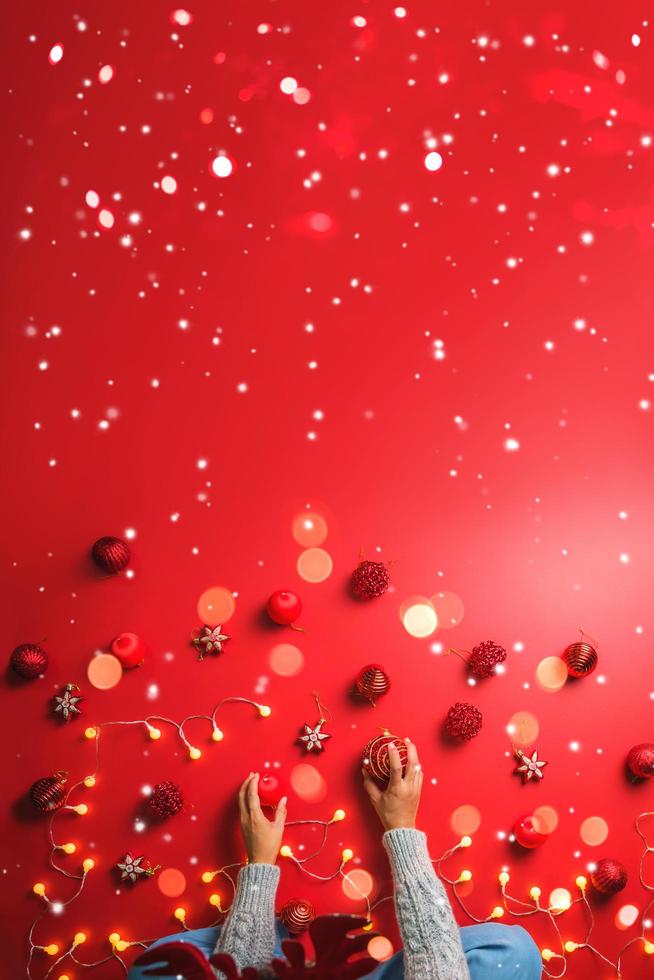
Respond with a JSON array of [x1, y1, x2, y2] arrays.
[[383, 828, 433, 880], [232, 863, 280, 912]]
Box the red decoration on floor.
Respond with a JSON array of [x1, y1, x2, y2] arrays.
[[351, 560, 390, 600], [111, 632, 146, 668], [10, 643, 48, 680], [116, 852, 159, 883], [29, 772, 67, 813], [362, 732, 408, 784], [562, 641, 598, 678], [444, 702, 483, 740], [52, 682, 83, 722], [468, 640, 507, 679], [192, 624, 231, 659], [590, 858, 628, 894], [627, 743, 654, 780], [148, 781, 184, 818], [513, 814, 548, 849], [259, 772, 286, 808], [279, 898, 316, 934], [91, 535, 131, 574], [355, 664, 391, 706], [267, 590, 302, 626]]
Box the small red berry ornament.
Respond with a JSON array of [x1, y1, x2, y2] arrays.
[[30, 772, 67, 813], [258, 772, 286, 808], [148, 781, 184, 819], [92, 536, 131, 574], [468, 640, 506, 678], [355, 664, 391, 706], [10, 643, 48, 680], [279, 898, 316, 934], [444, 702, 483, 740], [266, 590, 302, 627], [591, 858, 628, 895], [362, 731, 408, 784], [111, 633, 146, 669], [351, 560, 390, 600], [513, 814, 548, 849], [627, 743, 654, 780]]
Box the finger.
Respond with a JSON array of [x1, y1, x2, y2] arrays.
[[274, 796, 288, 827], [361, 767, 382, 803], [405, 739, 421, 782], [387, 742, 403, 787], [239, 773, 254, 815], [247, 772, 264, 818]]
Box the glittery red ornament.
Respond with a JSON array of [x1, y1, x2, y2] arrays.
[[258, 772, 286, 808], [355, 664, 391, 706], [148, 781, 184, 818], [111, 632, 146, 668], [266, 590, 302, 626], [279, 898, 316, 934], [468, 640, 506, 679], [10, 643, 48, 680], [91, 536, 131, 574], [561, 641, 598, 678], [513, 814, 548, 849], [590, 858, 628, 895], [30, 772, 67, 813], [444, 702, 483, 740], [362, 732, 408, 784], [351, 560, 390, 600], [627, 743, 654, 780]]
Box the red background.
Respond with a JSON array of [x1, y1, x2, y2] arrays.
[[2, 1, 654, 977]]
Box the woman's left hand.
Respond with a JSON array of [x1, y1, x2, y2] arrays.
[[238, 772, 287, 864]]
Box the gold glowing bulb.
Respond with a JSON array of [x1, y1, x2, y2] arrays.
[[85, 727, 97, 739], [202, 871, 215, 884], [174, 907, 186, 921], [74, 932, 87, 945], [341, 848, 354, 863], [258, 704, 271, 717], [58, 975, 71, 980], [575, 875, 587, 890], [212, 727, 224, 742], [116, 939, 129, 952], [491, 907, 504, 919], [108, 933, 120, 946], [74, 804, 88, 815], [209, 893, 222, 908], [44, 944, 59, 956], [332, 808, 346, 822], [280, 845, 293, 858], [62, 842, 76, 855], [148, 726, 161, 741], [33, 882, 46, 897], [644, 941, 654, 955], [564, 941, 578, 953], [83, 776, 96, 788], [498, 872, 510, 886], [458, 869, 472, 883], [189, 747, 202, 760], [541, 949, 554, 962], [362, 920, 374, 932], [529, 886, 541, 900], [82, 858, 95, 873], [459, 835, 472, 848]]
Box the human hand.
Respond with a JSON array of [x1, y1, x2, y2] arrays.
[[362, 738, 423, 831], [238, 772, 287, 864]]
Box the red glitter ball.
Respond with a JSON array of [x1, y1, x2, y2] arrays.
[[468, 640, 506, 679], [266, 590, 302, 625], [149, 781, 184, 818], [279, 898, 316, 934], [351, 560, 390, 600], [30, 772, 67, 813], [362, 732, 408, 784], [10, 643, 48, 680], [91, 536, 131, 574], [355, 663, 391, 705], [590, 858, 628, 895], [627, 743, 654, 779], [444, 702, 483, 740]]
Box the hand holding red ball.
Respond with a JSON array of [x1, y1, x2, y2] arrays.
[[238, 773, 287, 864], [362, 737, 422, 830]]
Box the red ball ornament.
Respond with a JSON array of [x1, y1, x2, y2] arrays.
[[627, 743, 654, 780], [30, 772, 67, 813], [362, 732, 408, 784], [513, 814, 548, 849], [149, 781, 184, 819], [351, 560, 390, 600], [266, 590, 302, 626], [111, 632, 146, 669], [590, 858, 628, 895], [92, 536, 131, 574], [561, 641, 598, 678], [355, 664, 391, 706], [258, 772, 286, 808], [279, 898, 316, 934], [444, 702, 483, 740], [468, 640, 506, 679], [10, 643, 48, 680]]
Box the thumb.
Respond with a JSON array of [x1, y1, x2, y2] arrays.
[[274, 795, 288, 826]]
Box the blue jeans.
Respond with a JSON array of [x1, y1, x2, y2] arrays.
[[130, 920, 542, 979]]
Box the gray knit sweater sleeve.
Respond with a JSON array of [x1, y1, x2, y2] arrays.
[[213, 862, 280, 972], [383, 828, 470, 980]]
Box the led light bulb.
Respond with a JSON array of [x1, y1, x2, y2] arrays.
[[82, 858, 95, 872], [108, 933, 120, 946], [209, 893, 222, 907], [212, 727, 224, 742], [202, 871, 215, 884], [33, 883, 46, 897], [644, 941, 654, 955], [258, 704, 271, 717], [83, 776, 96, 788], [564, 941, 578, 953], [332, 808, 346, 822], [541, 949, 554, 962], [362, 920, 374, 931], [458, 870, 472, 882], [460, 835, 472, 848], [342, 848, 354, 863], [280, 845, 293, 858], [529, 886, 541, 900], [498, 872, 510, 886], [174, 907, 186, 921], [189, 747, 202, 760], [491, 906, 504, 919], [575, 875, 587, 890], [62, 843, 76, 855], [74, 932, 87, 945], [116, 939, 129, 952], [73, 804, 88, 815], [148, 726, 161, 740], [85, 727, 97, 739], [44, 944, 59, 956]]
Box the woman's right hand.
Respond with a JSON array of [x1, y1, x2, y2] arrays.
[[238, 772, 287, 864], [362, 738, 423, 831]]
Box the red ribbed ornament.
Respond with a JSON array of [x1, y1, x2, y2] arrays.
[[356, 663, 391, 706], [279, 898, 316, 934], [590, 858, 628, 895], [444, 702, 483, 740], [627, 743, 654, 780], [362, 732, 408, 783], [148, 781, 184, 818], [561, 641, 598, 678], [10, 643, 48, 680], [351, 560, 390, 600], [91, 536, 131, 574], [30, 772, 67, 812]]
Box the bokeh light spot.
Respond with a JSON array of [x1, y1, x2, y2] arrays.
[[280, 77, 297, 94], [161, 175, 177, 194], [535, 656, 568, 692], [450, 805, 481, 836], [580, 816, 609, 846], [401, 598, 438, 637], [170, 9, 193, 26], [48, 44, 64, 65], [293, 87, 311, 104], [87, 653, 122, 690], [269, 643, 304, 677], [197, 586, 236, 625], [292, 512, 328, 547], [507, 711, 539, 747], [367, 936, 394, 961], [532, 806, 559, 835], [424, 151, 443, 172], [290, 763, 327, 802], [297, 548, 333, 583], [549, 888, 571, 911], [158, 868, 187, 898], [430, 591, 464, 628], [211, 155, 233, 178], [616, 904, 639, 929], [98, 65, 114, 84], [342, 868, 375, 901]]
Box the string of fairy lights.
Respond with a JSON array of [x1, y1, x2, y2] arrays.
[[25, 698, 654, 979]]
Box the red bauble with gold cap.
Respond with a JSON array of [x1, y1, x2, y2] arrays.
[[355, 664, 391, 706], [561, 641, 598, 678], [279, 898, 316, 934], [362, 732, 408, 784], [30, 772, 67, 813]]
